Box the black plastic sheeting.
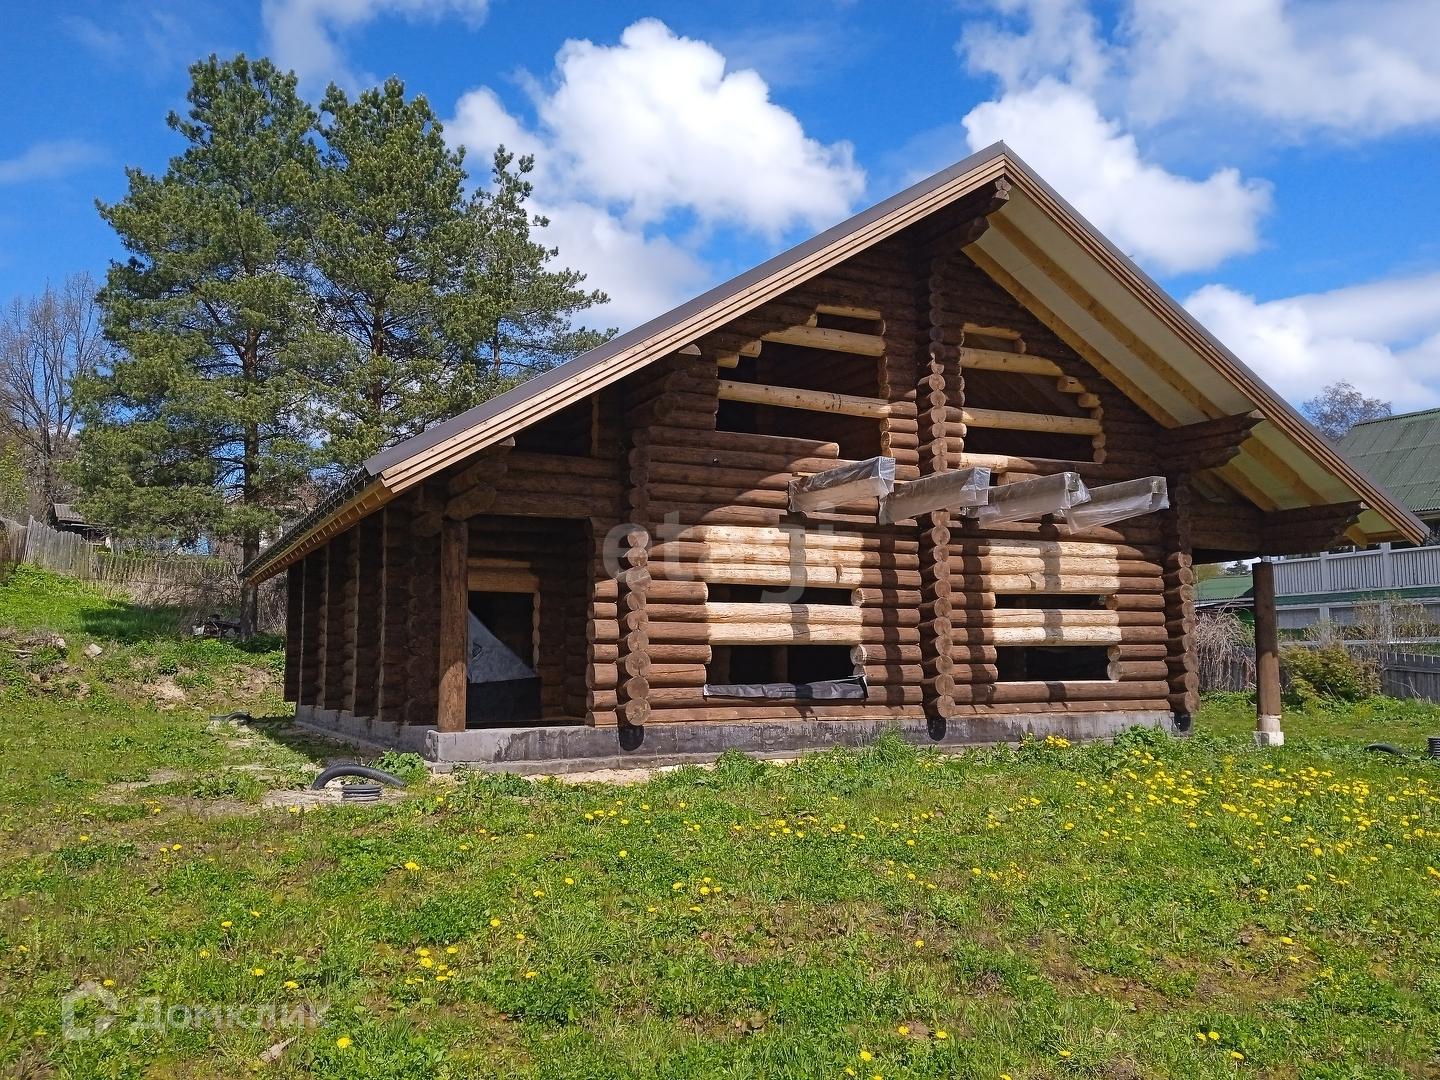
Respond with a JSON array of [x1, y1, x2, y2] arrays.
[[703, 675, 868, 701]]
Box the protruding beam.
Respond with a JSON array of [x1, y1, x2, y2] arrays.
[[962, 407, 1102, 436], [879, 467, 990, 525], [1064, 477, 1168, 534], [1161, 411, 1264, 471], [957, 348, 1063, 377], [973, 471, 1088, 526], [788, 456, 896, 513], [1259, 501, 1365, 555]]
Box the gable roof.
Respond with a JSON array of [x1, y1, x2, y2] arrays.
[[1339, 408, 1440, 519], [243, 142, 1428, 582]]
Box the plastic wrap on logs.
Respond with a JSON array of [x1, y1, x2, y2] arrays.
[[972, 471, 1089, 526], [787, 456, 895, 513], [1065, 477, 1168, 534]]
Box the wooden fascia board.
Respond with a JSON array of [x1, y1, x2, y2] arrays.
[[375, 158, 1011, 492], [1001, 168, 1429, 546], [248, 480, 396, 584]]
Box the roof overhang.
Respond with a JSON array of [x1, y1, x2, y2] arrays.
[[243, 143, 1427, 583]]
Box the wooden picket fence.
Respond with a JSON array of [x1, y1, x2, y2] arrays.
[[14, 517, 239, 605], [1379, 652, 1440, 704]]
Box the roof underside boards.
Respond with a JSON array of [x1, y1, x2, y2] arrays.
[[1340, 409, 1440, 517], [242, 143, 1428, 582]]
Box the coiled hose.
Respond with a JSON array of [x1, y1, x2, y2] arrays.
[[310, 764, 407, 790]]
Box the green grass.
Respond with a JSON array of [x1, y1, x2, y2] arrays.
[[2, 569, 1440, 1078]]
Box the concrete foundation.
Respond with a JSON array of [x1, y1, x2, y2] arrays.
[[294, 705, 1172, 773]]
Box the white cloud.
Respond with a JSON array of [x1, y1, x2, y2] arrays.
[[961, 0, 1440, 136], [0, 141, 99, 185], [963, 80, 1270, 273], [261, 0, 488, 91], [1185, 273, 1440, 410], [1125, 0, 1440, 133], [447, 19, 865, 331]]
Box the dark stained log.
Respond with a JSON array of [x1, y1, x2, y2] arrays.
[[1158, 473, 1198, 726], [1159, 411, 1264, 472], [437, 519, 469, 733], [404, 528, 441, 726], [1253, 558, 1284, 745], [320, 533, 350, 711], [283, 562, 302, 702], [377, 505, 411, 725], [1260, 501, 1365, 555], [299, 548, 325, 706], [351, 513, 384, 717], [341, 525, 362, 713]]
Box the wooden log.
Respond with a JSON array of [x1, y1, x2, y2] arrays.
[[951, 680, 1172, 705], [762, 325, 886, 355], [961, 407, 1102, 435], [717, 379, 897, 419], [645, 704, 926, 723], [649, 620, 918, 646], [437, 520, 469, 733], [655, 524, 917, 551], [1109, 660, 1170, 681], [652, 561, 921, 589], [648, 684, 921, 709], [644, 424, 840, 460], [1254, 558, 1282, 728], [851, 643, 923, 665], [957, 348, 1063, 377], [650, 643, 713, 665], [1106, 593, 1167, 611], [649, 663, 708, 688], [956, 573, 1163, 594]]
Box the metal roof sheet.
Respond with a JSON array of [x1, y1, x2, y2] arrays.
[[1339, 408, 1440, 516]]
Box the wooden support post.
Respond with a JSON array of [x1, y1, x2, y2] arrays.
[[321, 536, 348, 710], [376, 505, 410, 725], [437, 519, 469, 733], [299, 549, 325, 706], [351, 514, 384, 718], [283, 562, 302, 702], [1253, 557, 1284, 747]]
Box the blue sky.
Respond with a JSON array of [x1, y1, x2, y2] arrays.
[[3, 0, 1440, 410]]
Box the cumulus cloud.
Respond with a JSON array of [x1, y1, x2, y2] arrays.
[[1185, 273, 1440, 411], [448, 19, 865, 330], [261, 0, 488, 91], [963, 80, 1270, 273], [1125, 0, 1440, 133], [962, 0, 1440, 135], [0, 141, 100, 185]]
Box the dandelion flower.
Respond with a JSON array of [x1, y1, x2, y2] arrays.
[[1231, 1051, 1244, 1060], [1059, 1050, 1071, 1058], [250, 909, 260, 917], [533, 890, 544, 898], [420, 957, 434, 968], [199, 950, 210, 958], [491, 918, 501, 927], [284, 980, 299, 989], [1208, 1031, 1219, 1040], [619, 850, 627, 857], [898, 1025, 909, 1035], [860, 1051, 873, 1061], [515, 933, 525, 941], [102, 979, 114, 987], [525, 971, 537, 979], [336, 1036, 352, 1048], [252, 968, 265, 976], [564, 877, 574, 885], [935, 1031, 947, 1039], [404, 861, 420, 871], [221, 921, 232, 928], [914, 940, 924, 948], [446, 946, 458, 954]]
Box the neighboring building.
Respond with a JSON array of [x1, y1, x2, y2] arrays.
[[49, 503, 107, 542], [242, 144, 1426, 770], [1340, 409, 1440, 537]]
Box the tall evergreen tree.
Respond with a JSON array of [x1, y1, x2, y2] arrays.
[[306, 80, 610, 474], [73, 55, 318, 635]]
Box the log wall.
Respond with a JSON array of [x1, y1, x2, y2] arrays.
[[283, 231, 1191, 736]]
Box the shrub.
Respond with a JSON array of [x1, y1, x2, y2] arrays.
[[1281, 643, 1377, 705]]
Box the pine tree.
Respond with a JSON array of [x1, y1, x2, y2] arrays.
[[306, 82, 611, 474], [74, 55, 318, 635]]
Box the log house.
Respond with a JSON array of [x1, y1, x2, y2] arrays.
[[245, 144, 1427, 769]]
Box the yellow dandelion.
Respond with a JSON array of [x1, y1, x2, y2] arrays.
[[404, 861, 420, 871], [1059, 1050, 1071, 1058], [1208, 1031, 1219, 1040], [914, 939, 924, 948], [446, 946, 458, 954], [199, 950, 210, 958], [859, 1050, 873, 1062], [491, 918, 501, 927], [935, 1031, 947, 1039], [515, 933, 525, 941], [1231, 1051, 1244, 1060], [525, 971, 537, 978], [252, 968, 265, 976], [420, 957, 434, 968], [221, 921, 232, 928], [564, 877, 574, 885], [102, 978, 114, 986], [284, 980, 299, 989], [533, 890, 544, 897], [898, 1025, 909, 1035], [336, 1036, 352, 1048], [619, 850, 627, 857]]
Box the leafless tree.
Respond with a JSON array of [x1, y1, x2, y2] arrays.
[[1301, 381, 1391, 442], [0, 273, 106, 509]]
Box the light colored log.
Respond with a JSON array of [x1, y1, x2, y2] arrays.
[[762, 325, 886, 355], [961, 407, 1102, 435], [651, 561, 920, 589], [651, 541, 916, 570], [986, 625, 1124, 645], [654, 524, 917, 552], [957, 348, 1062, 376], [952, 680, 1170, 705], [703, 602, 863, 626], [983, 573, 1142, 593], [818, 303, 883, 321], [985, 610, 1122, 628], [961, 323, 1022, 341], [717, 379, 894, 419], [468, 568, 539, 593]]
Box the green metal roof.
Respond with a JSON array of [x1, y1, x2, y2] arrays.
[[1340, 408, 1440, 517], [1196, 574, 1254, 603]]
